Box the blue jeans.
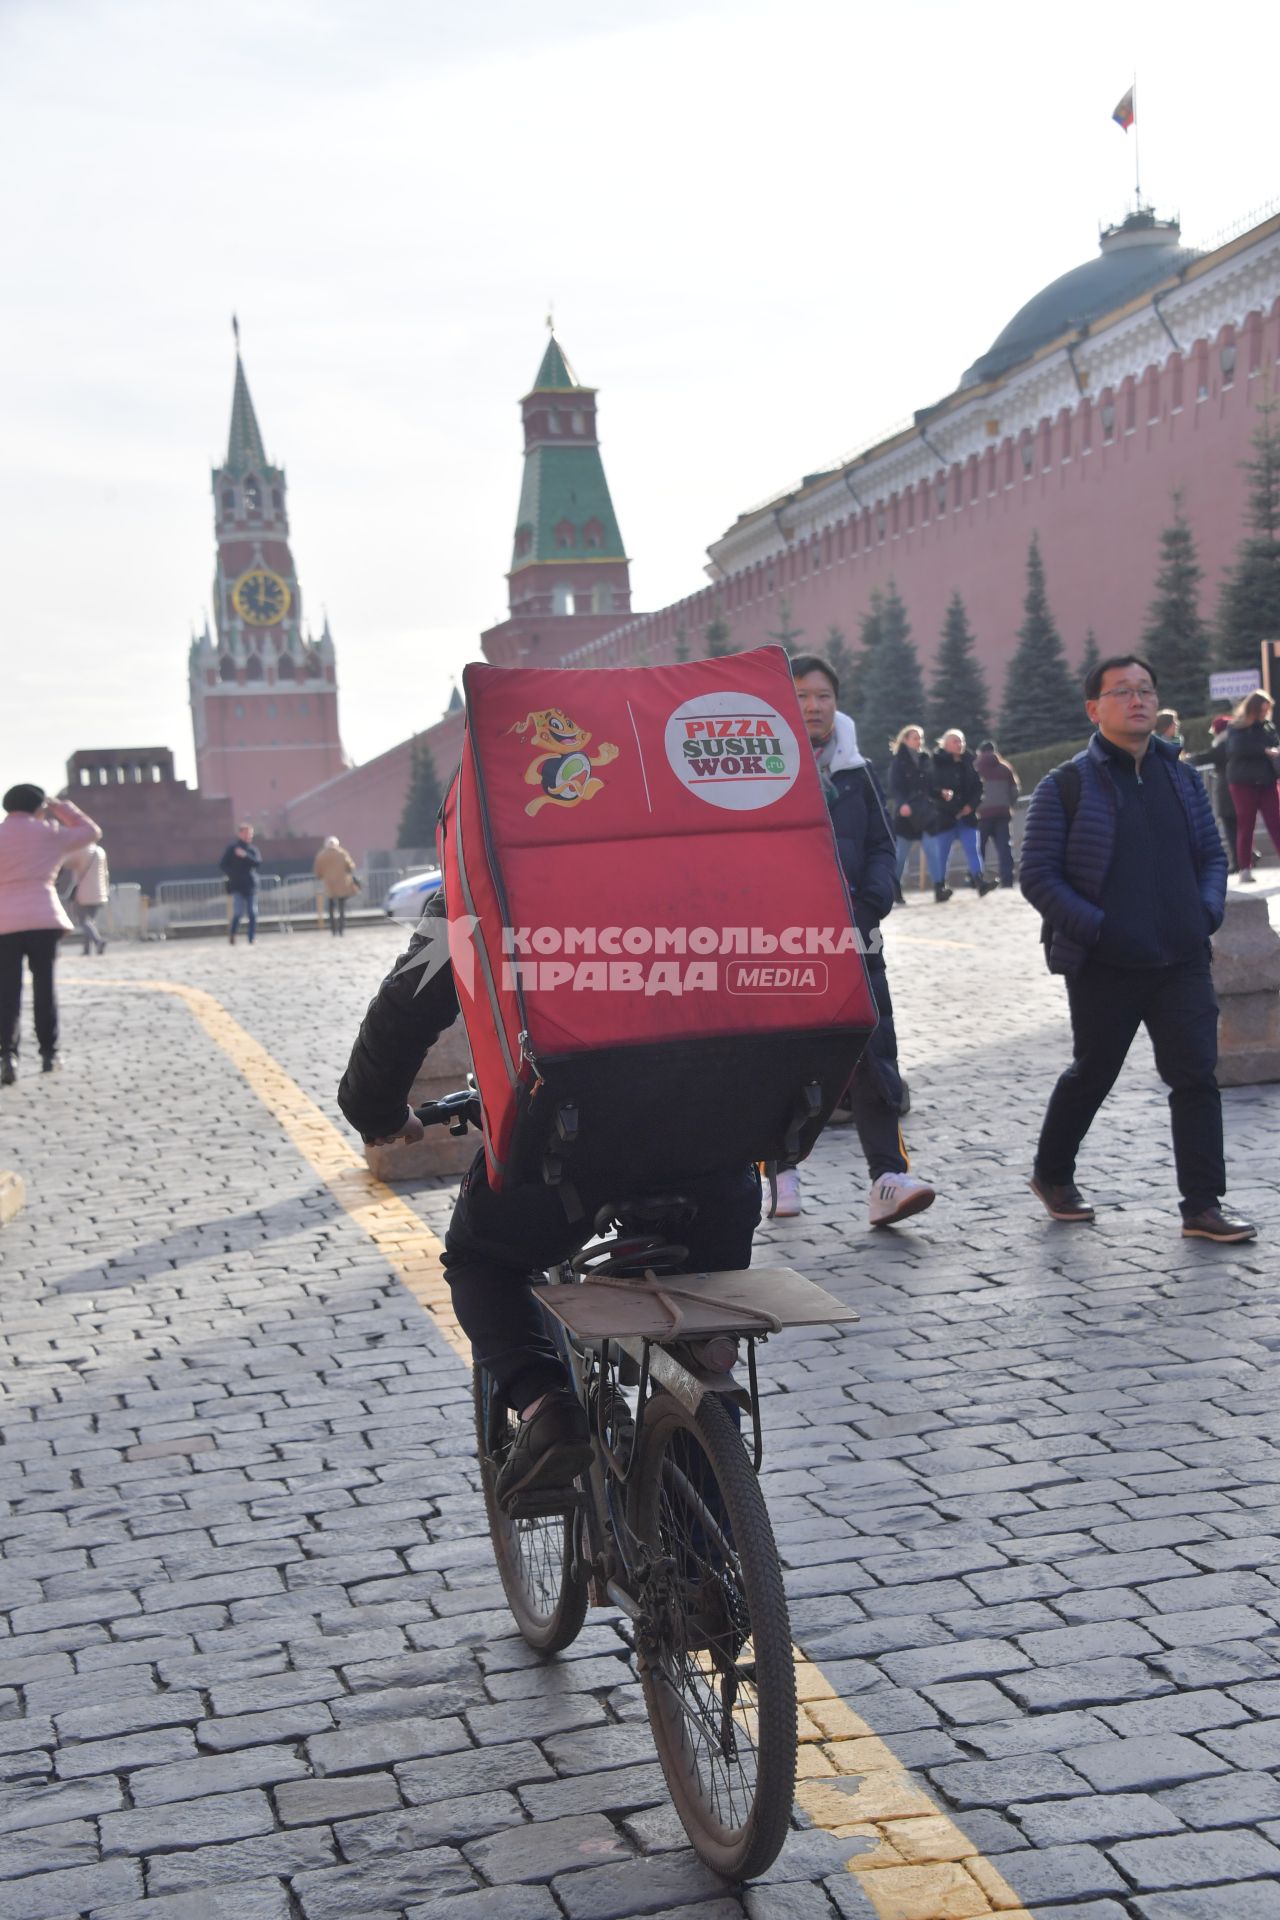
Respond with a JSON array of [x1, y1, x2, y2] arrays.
[[230, 891, 257, 943], [924, 823, 981, 885], [894, 836, 918, 882]]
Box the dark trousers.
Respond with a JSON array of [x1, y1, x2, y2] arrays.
[[0, 929, 62, 1058], [327, 897, 346, 936], [441, 1154, 761, 1412], [980, 818, 1015, 886], [1035, 953, 1224, 1216], [782, 948, 907, 1181], [230, 891, 257, 942]]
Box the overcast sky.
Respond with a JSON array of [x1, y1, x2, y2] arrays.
[[2, 0, 1275, 793]]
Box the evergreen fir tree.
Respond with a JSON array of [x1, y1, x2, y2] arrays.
[[856, 582, 926, 771], [397, 739, 443, 850], [848, 591, 884, 711], [999, 535, 1082, 751], [767, 596, 804, 653], [1217, 401, 1280, 673], [824, 626, 856, 699], [704, 610, 731, 657], [926, 592, 991, 743], [1142, 493, 1211, 712], [1080, 626, 1101, 688]]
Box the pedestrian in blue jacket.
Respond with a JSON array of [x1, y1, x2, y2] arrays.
[[1020, 652, 1254, 1245]]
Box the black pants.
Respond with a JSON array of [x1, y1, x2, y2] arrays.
[[1035, 953, 1224, 1217], [980, 818, 1015, 886], [441, 1154, 761, 1412], [0, 929, 62, 1058], [782, 948, 907, 1181], [327, 898, 346, 936]]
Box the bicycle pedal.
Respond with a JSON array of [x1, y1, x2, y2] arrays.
[[500, 1487, 586, 1520]]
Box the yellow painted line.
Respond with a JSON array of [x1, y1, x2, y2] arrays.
[[86, 979, 1032, 1916]]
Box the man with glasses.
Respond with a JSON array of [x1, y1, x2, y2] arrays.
[[1021, 653, 1256, 1244]]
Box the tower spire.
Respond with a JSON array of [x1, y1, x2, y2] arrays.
[[226, 327, 267, 474]]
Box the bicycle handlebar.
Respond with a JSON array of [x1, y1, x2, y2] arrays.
[[413, 1089, 483, 1136]]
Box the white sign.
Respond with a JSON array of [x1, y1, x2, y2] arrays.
[[664, 691, 801, 811], [1209, 670, 1260, 701]]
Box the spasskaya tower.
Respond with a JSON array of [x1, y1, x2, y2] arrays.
[[188, 328, 347, 828]]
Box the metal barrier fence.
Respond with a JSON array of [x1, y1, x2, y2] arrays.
[[141, 866, 430, 937]]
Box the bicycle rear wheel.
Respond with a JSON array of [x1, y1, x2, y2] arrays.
[[472, 1364, 589, 1654], [629, 1389, 796, 1879]]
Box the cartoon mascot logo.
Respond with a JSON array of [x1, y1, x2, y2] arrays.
[[510, 708, 619, 817]]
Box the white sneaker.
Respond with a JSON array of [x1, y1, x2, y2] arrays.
[[869, 1172, 936, 1228], [772, 1169, 802, 1218]]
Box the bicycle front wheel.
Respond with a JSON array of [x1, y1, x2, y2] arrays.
[[472, 1364, 589, 1654], [629, 1389, 796, 1879]]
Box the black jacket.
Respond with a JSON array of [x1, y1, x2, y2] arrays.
[[886, 745, 935, 841], [1224, 720, 1280, 788], [338, 890, 460, 1141], [930, 749, 982, 829], [219, 839, 261, 894]]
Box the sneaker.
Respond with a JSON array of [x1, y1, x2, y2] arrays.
[[0, 1054, 15, 1088], [1239, 870, 1256, 884], [1181, 1206, 1258, 1244], [771, 1168, 803, 1217], [494, 1389, 592, 1504], [976, 877, 998, 897], [40, 1053, 59, 1075], [1029, 1173, 1095, 1223], [869, 1172, 936, 1227], [934, 884, 953, 904]]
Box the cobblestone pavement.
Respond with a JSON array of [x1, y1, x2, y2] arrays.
[[1, 885, 1279, 1920]]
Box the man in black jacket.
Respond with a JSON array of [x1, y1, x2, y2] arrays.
[[337, 890, 760, 1501], [779, 657, 936, 1227]]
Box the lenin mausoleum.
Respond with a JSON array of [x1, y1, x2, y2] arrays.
[[73, 201, 1280, 882]]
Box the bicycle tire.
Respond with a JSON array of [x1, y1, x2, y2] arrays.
[[629, 1389, 796, 1879], [472, 1364, 589, 1654]]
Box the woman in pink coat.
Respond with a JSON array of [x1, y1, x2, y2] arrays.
[[0, 784, 100, 1082]]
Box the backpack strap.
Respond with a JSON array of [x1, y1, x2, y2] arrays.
[[1048, 759, 1083, 822]]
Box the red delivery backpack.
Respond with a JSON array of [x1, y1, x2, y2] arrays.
[[438, 646, 877, 1195]]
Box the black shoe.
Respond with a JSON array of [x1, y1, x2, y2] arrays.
[[1, 1054, 15, 1087], [229, 929, 236, 945], [892, 880, 906, 906], [976, 877, 998, 897], [1182, 1206, 1258, 1244], [40, 1053, 58, 1075], [494, 1390, 592, 1504], [934, 884, 953, 903], [1029, 1173, 1095, 1222]]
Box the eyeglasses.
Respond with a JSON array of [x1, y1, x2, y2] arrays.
[[1096, 685, 1158, 702]]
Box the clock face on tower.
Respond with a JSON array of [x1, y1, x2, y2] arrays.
[[232, 568, 291, 626]]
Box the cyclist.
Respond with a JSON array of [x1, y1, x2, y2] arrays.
[[338, 888, 761, 1502]]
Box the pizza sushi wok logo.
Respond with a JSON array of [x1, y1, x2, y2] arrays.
[[663, 691, 800, 810]]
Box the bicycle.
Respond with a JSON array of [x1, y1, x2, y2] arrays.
[[416, 1089, 858, 1880]]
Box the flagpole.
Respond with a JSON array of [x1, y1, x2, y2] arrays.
[[1132, 74, 1141, 207]]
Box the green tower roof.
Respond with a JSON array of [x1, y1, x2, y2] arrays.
[[512, 443, 625, 569], [226, 353, 269, 474], [531, 334, 582, 392]]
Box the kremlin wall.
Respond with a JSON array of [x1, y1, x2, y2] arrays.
[[71, 202, 1280, 884]]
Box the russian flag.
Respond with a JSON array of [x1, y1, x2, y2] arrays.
[[1112, 87, 1135, 131]]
